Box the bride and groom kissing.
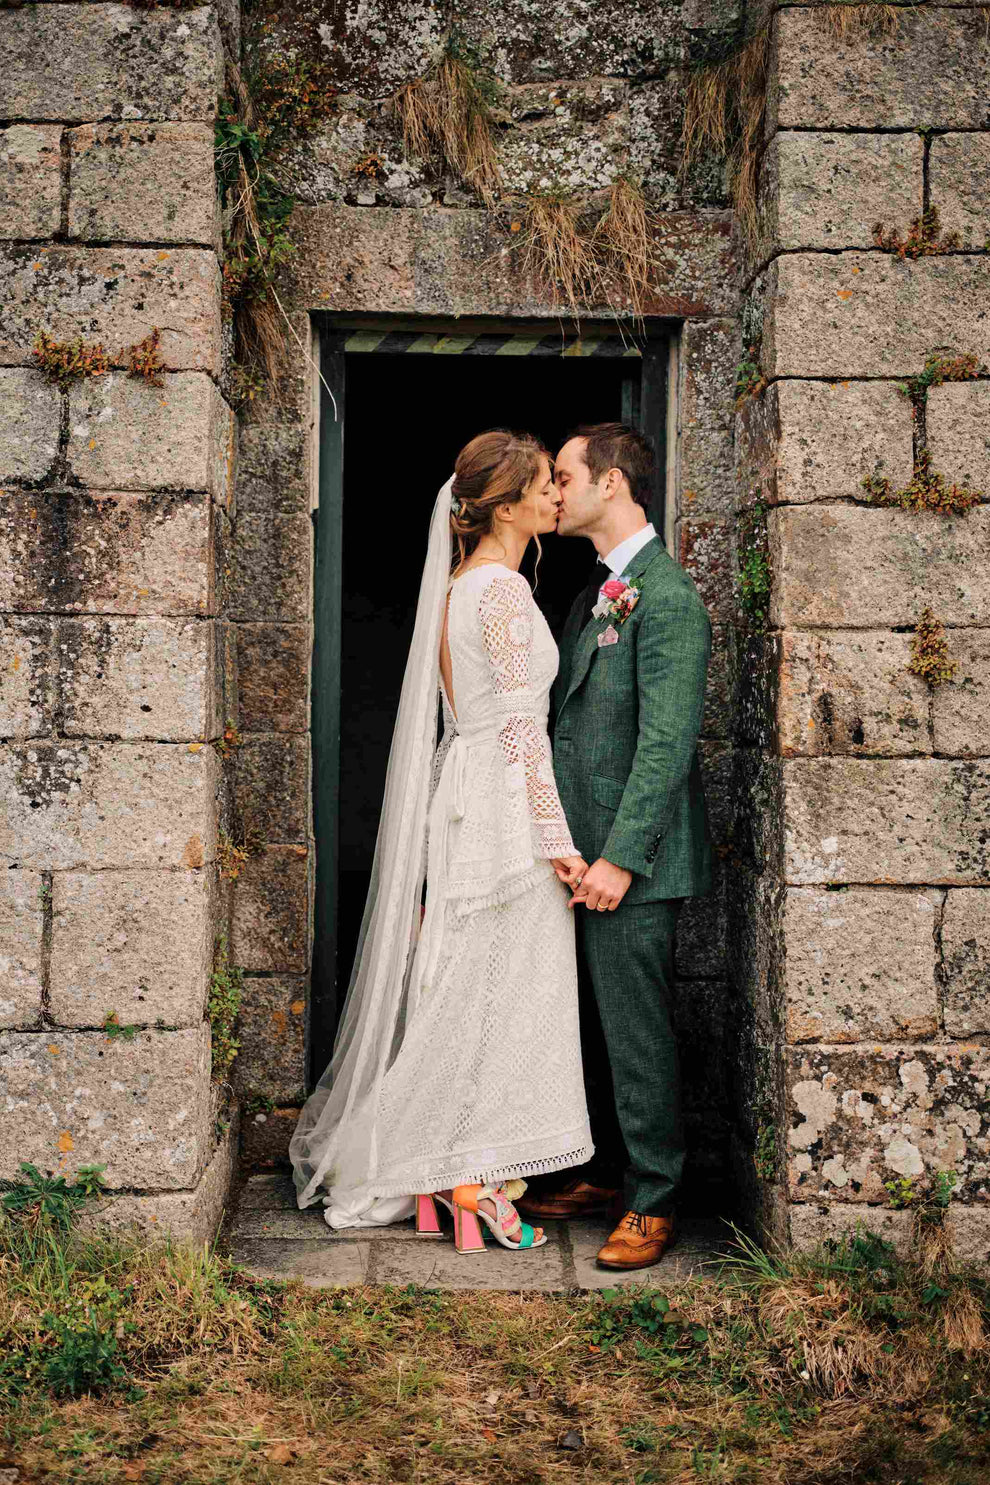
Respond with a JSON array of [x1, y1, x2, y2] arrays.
[[290, 422, 712, 1272]]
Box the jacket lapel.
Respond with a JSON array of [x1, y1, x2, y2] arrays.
[[557, 536, 664, 713]]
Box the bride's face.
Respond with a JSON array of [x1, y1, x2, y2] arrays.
[[516, 454, 561, 537]]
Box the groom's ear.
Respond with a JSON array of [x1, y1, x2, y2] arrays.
[[601, 466, 624, 501]]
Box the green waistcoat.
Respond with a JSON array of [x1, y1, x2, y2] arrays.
[[551, 535, 713, 904]]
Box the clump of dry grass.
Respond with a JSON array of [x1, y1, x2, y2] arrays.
[[592, 175, 668, 320], [392, 49, 503, 206], [680, 27, 773, 247], [512, 176, 667, 327], [818, 2, 903, 43], [218, 50, 294, 402], [517, 194, 603, 320]]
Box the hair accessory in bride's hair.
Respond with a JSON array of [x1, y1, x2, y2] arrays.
[[450, 491, 464, 516]]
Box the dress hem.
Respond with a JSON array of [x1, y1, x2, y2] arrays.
[[360, 1141, 596, 1204], [298, 1133, 596, 1215]]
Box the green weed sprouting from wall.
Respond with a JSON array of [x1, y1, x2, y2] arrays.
[[755, 1123, 777, 1182], [909, 607, 957, 688], [213, 720, 243, 760], [862, 349, 986, 513], [207, 933, 243, 1083], [1, 1162, 107, 1234], [32, 326, 170, 389], [31, 332, 111, 386], [873, 204, 962, 260], [896, 349, 983, 404], [102, 1012, 138, 1043], [734, 344, 766, 406], [736, 503, 771, 629], [122, 327, 167, 386], [863, 449, 982, 515]]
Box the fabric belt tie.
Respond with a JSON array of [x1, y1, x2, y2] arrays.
[[413, 723, 501, 999]]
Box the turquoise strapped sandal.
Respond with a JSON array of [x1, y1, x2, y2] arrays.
[[451, 1182, 548, 1252]]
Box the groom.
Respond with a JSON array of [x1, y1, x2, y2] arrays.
[[520, 423, 713, 1270]]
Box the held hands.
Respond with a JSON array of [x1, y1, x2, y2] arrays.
[[568, 857, 633, 912], [551, 855, 588, 891]]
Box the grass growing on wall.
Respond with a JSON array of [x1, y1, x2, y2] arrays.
[[680, 27, 772, 247], [392, 34, 505, 208], [863, 448, 983, 514], [216, 28, 338, 405], [819, 2, 903, 43], [510, 176, 671, 328]]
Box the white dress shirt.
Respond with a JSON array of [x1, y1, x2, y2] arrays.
[[599, 522, 657, 581]]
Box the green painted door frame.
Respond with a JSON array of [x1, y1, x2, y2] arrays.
[[309, 318, 672, 1082]]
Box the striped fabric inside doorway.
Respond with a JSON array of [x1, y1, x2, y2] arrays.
[[340, 329, 643, 357]]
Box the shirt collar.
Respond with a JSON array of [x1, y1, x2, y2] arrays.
[[600, 522, 656, 578]]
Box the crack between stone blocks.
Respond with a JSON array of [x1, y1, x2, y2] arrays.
[[49, 613, 68, 742], [784, 881, 987, 894], [57, 127, 71, 239], [771, 124, 982, 137], [39, 869, 54, 1028], [739, 243, 990, 298], [364, 1239, 381, 1285], [556, 1219, 578, 1288], [921, 132, 932, 216], [933, 887, 949, 1040], [1, 734, 226, 747], [35, 1020, 195, 1035], [0, 611, 213, 622], [0, 234, 219, 251], [0, 864, 217, 877]]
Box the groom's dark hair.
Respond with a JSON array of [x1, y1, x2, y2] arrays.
[[568, 422, 655, 511]]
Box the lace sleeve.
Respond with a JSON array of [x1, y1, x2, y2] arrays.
[[478, 571, 578, 860]]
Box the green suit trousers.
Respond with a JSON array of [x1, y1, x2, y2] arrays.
[[576, 897, 684, 1217]]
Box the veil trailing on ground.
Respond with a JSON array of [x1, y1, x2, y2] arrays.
[[289, 475, 456, 1226]]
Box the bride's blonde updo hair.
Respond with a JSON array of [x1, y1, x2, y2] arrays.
[[450, 428, 550, 577]]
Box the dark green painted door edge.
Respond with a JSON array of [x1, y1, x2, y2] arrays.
[[309, 347, 344, 1086]]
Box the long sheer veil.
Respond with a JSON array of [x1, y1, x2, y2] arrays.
[[289, 476, 455, 1225]]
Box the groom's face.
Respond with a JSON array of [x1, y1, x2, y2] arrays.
[[553, 438, 602, 537]]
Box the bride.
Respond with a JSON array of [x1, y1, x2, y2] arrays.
[[289, 429, 594, 1253]]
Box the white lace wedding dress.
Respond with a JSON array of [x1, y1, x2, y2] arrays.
[[290, 473, 595, 1229], [360, 564, 594, 1205]]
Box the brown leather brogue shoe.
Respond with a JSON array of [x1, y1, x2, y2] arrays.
[[516, 1176, 623, 1221], [596, 1211, 677, 1270]]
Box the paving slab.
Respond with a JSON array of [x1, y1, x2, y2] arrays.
[[374, 1234, 569, 1292], [232, 1238, 371, 1288], [228, 1175, 731, 1291]]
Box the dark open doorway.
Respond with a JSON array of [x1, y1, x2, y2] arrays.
[[311, 318, 673, 1080]]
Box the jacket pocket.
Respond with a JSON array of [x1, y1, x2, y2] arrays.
[[591, 773, 626, 812]]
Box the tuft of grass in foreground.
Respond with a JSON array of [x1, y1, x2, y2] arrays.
[[2, 1205, 989, 1483]]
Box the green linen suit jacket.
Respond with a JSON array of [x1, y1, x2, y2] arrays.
[[552, 535, 713, 905]]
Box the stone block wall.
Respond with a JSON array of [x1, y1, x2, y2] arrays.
[[736, 2, 990, 1257], [0, 2, 237, 1241]]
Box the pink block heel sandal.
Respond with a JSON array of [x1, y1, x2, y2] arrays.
[[452, 1182, 546, 1252], [452, 1201, 487, 1254], [414, 1193, 444, 1237]]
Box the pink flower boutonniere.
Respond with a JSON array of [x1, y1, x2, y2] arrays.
[[592, 575, 641, 636]]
